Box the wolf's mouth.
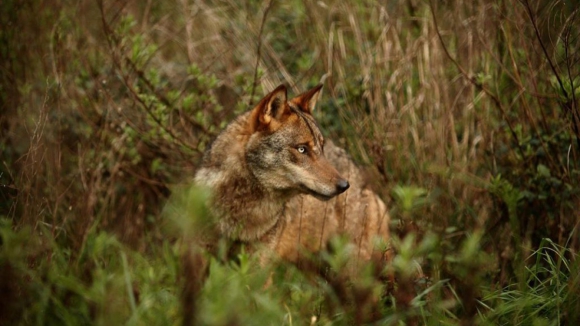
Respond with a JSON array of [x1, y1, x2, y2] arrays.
[[301, 185, 335, 201], [311, 191, 334, 201]]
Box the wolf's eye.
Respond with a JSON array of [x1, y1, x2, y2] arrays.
[[297, 145, 307, 154]]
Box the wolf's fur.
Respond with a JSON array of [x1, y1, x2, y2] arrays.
[[194, 84, 390, 270]]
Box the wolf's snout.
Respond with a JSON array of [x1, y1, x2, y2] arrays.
[[336, 179, 350, 194]]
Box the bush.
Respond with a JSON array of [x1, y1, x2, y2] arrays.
[[1, 0, 578, 324]]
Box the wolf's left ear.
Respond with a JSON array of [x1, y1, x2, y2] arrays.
[[291, 84, 323, 114], [252, 84, 288, 130]]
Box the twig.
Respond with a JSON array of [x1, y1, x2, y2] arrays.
[[428, 0, 526, 160], [562, 25, 580, 151], [97, 0, 202, 153], [521, 0, 567, 98], [249, 0, 275, 106], [123, 57, 213, 136], [522, 0, 580, 150]]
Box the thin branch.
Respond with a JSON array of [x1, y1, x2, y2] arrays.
[[563, 25, 580, 153], [521, 0, 568, 98], [428, 0, 526, 160], [123, 57, 213, 136], [522, 0, 580, 151], [249, 0, 275, 106], [97, 0, 204, 153]]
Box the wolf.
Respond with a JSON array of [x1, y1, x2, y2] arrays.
[[194, 84, 390, 272]]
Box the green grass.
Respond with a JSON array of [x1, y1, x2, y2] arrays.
[[1, 0, 579, 324], [2, 216, 578, 325]]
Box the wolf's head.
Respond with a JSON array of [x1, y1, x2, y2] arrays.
[[245, 84, 349, 200]]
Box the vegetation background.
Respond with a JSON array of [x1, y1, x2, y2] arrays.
[[1, 0, 579, 324]]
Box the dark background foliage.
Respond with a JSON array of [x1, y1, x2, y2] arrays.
[[1, 0, 579, 324]]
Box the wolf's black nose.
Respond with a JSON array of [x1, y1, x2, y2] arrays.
[[336, 179, 350, 194]]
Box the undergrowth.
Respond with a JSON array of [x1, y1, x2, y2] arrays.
[[1, 0, 579, 324]]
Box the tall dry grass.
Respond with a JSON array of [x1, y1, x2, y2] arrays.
[[1, 0, 579, 324]]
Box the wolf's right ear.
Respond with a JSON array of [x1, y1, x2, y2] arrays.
[[290, 84, 323, 114], [251, 84, 288, 130]]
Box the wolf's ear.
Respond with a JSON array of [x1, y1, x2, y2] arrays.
[[252, 84, 288, 129], [290, 84, 323, 114]]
